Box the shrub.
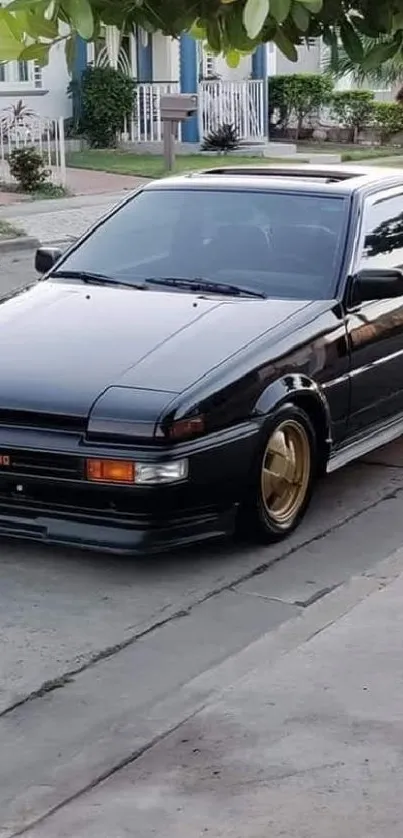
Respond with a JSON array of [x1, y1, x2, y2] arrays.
[[330, 90, 375, 143], [371, 101, 403, 143], [69, 66, 135, 148], [268, 74, 334, 139], [8, 146, 49, 192], [201, 122, 240, 153]]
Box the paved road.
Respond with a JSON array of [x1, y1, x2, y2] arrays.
[[1, 250, 403, 835]]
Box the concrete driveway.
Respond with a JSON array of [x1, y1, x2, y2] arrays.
[[1, 248, 403, 836]]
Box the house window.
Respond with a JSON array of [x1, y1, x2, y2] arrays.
[[0, 60, 42, 89], [201, 49, 217, 79]]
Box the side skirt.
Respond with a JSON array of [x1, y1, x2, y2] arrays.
[[327, 412, 403, 473]]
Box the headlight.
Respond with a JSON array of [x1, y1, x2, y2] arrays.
[[86, 458, 188, 485], [135, 459, 189, 485]]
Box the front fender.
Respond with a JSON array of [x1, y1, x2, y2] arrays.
[[253, 374, 332, 454]]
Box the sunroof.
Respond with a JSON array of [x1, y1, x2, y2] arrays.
[[196, 166, 359, 183]]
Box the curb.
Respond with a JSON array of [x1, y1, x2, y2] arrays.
[[0, 236, 40, 253]]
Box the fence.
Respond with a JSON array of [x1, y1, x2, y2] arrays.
[[0, 110, 66, 186], [123, 82, 180, 143], [198, 80, 265, 141], [122, 79, 266, 144]]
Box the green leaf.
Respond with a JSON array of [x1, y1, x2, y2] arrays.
[[7, 0, 45, 10], [340, 19, 364, 63], [225, 48, 241, 67], [270, 0, 291, 25], [206, 18, 222, 52], [243, 0, 269, 40], [273, 25, 298, 60], [1, 7, 25, 38], [0, 12, 24, 60], [25, 8, 58, 38], [19, 41, 50, 63], [393, 12, 403, 30], [189, 20, 206, 39], [291, 2, 309, 31], [44, 0, 56, 19], [296, 0, 322, 12], [322, 24, 338, 67], [353, 16, 382, 38], [63, 0, 94, 39], [362, 40, 401, 71]]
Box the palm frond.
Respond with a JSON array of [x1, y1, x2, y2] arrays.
[[324, 35, 403, 88]]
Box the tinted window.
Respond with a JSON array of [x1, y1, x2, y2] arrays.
[[58, 188, 348, 300], [360, 194, 403, 270]]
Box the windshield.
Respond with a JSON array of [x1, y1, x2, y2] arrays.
[[56, 187, 348, 300]]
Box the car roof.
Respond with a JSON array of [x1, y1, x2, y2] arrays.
[[144, 164, 403, 196]]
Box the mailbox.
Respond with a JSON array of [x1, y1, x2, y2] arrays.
[[160, 94, 198, 122]]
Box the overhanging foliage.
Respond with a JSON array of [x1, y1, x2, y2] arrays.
[[1, 0, 403, 73]]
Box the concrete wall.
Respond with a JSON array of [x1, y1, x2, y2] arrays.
[[275, 40, 321, 76], [213, 54, 252, 81]]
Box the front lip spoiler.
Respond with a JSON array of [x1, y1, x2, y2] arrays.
[[0, 503, 238, 556]]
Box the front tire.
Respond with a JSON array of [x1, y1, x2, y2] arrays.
[[239, 404, 317, 544]]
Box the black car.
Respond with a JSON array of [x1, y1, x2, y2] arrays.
[[1, 163, 403, 555]]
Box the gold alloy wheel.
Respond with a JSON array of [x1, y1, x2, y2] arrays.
[[260, 419, 311, 527]]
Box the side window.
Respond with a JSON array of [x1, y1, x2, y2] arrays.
[[359, 194, 403, 271]]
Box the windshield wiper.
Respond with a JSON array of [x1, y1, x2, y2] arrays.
[[51, 270, 147, 291], [145, 276, 265, 299]]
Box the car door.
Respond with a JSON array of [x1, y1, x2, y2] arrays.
[[346, 188, 403, 435]]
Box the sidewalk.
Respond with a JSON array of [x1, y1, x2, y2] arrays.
[[21, 548, 403, 838], [0, 169, 150, 244]]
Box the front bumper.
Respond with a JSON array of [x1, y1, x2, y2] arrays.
[[0, 421, 259, 555]]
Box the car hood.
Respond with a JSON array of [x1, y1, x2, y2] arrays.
[[0, 279, 317, 422]]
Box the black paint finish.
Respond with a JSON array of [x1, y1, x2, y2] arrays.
[[0, 165, 403, 554]]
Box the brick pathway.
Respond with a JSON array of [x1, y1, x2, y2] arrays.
[[65, 167, 148, 195], [0, 190, 31, 207], [0, 166, 149, 208]]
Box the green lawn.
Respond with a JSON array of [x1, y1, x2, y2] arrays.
[[297, 144, 403, 162], [65, 146, 403, 179], [66, 150, 309, 178]]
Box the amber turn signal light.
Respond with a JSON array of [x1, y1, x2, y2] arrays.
[[86, 459, 135, 484], [168, 416, 205, 441]]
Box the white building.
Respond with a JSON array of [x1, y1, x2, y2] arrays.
[[0, 30, 393, 143]]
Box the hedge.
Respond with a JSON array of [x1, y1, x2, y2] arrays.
[[269, 73, 334, 139], [269, 73, 403, 144], [371, 101, 403, 143], [330, 90, 375, 143]]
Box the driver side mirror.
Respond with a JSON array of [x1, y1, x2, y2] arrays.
[[35, 247, 62, 275], [351, 267, 403, 305]]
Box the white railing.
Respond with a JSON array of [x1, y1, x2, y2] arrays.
[[0, 110, 66, 186], [123, 82, 180, 143], [122, 79, 266, 144], [199, 80, 265, 141]]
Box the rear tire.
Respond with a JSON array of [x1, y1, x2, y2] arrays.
[[238, 404, 317, 544]]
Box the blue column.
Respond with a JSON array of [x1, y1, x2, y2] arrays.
[[252, 44, 269, 138], [136, 27, 153, 81], [72, 35, 87, 123], [180, 33, 199, 143]]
